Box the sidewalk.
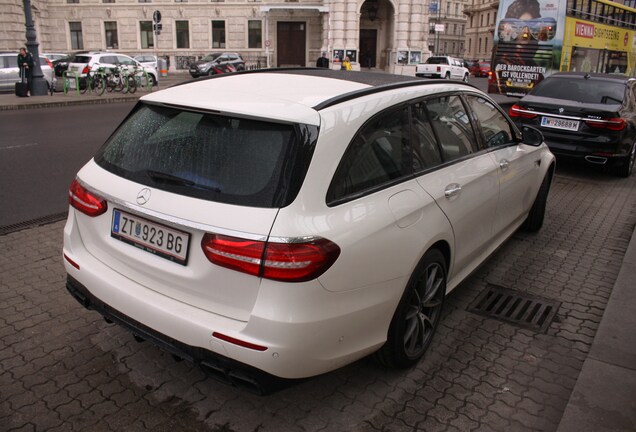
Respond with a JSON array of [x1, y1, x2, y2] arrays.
[[0, 72, 192, 111], [557, 226, 636, 431], [1, 71, 634, 430]]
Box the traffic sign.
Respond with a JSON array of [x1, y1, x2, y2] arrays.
[[153, 10, 161, 23]]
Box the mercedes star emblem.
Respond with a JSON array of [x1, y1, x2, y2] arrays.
[[136, 188, 151, 205]]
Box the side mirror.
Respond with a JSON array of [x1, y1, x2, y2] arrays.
[[521, 125, 544, 146]]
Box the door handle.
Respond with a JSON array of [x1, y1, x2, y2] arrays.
[[445, 183, 462, 198], [499, 159, 510, 170]]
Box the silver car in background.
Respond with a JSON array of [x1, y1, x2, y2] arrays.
[[0, 52, 54, 92]]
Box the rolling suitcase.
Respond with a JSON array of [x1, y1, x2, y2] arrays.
[[15, 69, 28, 97]]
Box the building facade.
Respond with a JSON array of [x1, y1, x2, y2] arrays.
[[428, 0, 468, 58], [0, 0, 452, 73], [463, 0, 497, 61]]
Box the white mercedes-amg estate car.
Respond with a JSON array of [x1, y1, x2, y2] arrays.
[[63, 69, 555, 393]]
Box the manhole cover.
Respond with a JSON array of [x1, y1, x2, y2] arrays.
[[467, 284, 560, 333]]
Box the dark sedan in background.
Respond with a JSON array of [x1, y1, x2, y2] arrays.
[[509, 72, 636, 177]]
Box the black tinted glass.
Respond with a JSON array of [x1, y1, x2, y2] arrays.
[[531, 77, 625, 104], [95, 104, 316, 208]]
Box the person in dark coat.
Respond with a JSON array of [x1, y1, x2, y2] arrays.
[[17, 47, 34, 95], [316, 52, 329, 68]]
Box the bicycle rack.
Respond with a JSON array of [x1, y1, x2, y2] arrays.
[[62, 71, 80, 96]]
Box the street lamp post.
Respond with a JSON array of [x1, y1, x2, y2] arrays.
[[22, 0, 48, 96]]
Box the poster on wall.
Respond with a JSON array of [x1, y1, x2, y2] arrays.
[[333, 49, 344, 62], [345, 50, 358, 63], [397, 50, 409, 65], [409, 51, 422, 64]]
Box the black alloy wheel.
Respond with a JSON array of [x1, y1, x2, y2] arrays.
[[375, 249, 446, 368]]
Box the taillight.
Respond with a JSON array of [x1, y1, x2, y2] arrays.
[[585, 118, 626, 131], [436, 66, 441, 73], [68, 179, 107, 217], [509, 104, 538, 119], [201, 234, 340, 282], [82, 65, 90, 74], [45, 58, 53, 68]]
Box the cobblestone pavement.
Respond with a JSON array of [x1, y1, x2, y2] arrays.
[[1, 162, 635, 432]]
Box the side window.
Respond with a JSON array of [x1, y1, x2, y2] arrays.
[[117, 56, 135, 66], [465, 95, 515, 148], [101, 55, 117, 64], [411, 101, 443, 172], [426, 95, 478, 162], [327, 106, 411, 203]]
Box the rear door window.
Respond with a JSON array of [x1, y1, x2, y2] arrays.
[[426, 95, 479, 162], [95, 103, 317, 208], [464, 95, 515, 148]]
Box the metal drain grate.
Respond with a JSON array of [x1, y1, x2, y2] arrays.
[[467, 284, 560, 333], [0, 212, 68, 236]]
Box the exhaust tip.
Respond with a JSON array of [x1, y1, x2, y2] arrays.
[[585, 155, 608, 165]]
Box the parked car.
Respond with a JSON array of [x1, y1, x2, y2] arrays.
[[63, 69, 554, 393], [416, 56, 470, 82], [134, 55, 158, 70], [188, 52, 245, 77], [509, 72, 636, 177], [66, 51, 158, 86], [470, 61, 491, 77], [42, 52, 67, 62], [0, 52, 53, 93]]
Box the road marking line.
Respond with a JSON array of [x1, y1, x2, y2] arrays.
[[0, 143, 39, 150]]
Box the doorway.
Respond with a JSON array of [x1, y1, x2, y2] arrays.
[[360, 29, 378, 68], [277, 22, 306, 67]]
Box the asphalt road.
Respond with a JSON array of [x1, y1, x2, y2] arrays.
[[0, 102, 136, 226]]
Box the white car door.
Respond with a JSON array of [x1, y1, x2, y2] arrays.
[[412, 95, 500, 290], [464, 95, 543, 237]]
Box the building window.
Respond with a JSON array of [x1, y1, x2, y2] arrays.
[[212, 20, 226, 48], [69, 22, 83, 49], [103, 0, 115, 3], [140, 21, 154, 49], [105, 21, 118, 49], [478, 37, 482, 52], [175, 0, 187, 2], [67, 0, 79, 3], [248, 20, 262, 48], [176, 20, 190, 48], [138, 0, 151, 3]]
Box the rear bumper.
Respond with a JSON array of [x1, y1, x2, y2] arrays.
[[65, 275, 286, 394]]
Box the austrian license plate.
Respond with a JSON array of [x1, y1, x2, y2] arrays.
[[541, 116, 580, 131], [111, 209, 190, 265]]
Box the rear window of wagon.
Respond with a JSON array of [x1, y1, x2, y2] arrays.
[[94, 103, 318, 208]]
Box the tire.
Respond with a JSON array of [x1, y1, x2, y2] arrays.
[[92, 76, 105, 96], [375, 249, 446, 369], [79, 77, 89, 94], [521, 171, 551, 232], [463, 73, 469, 83], [615, 143, 635, 178], [126, 75, 137, 94], [445, 72, 451, 80]]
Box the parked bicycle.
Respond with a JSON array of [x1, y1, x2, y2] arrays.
[[79, 66, 107, 96], [105, 65, 136, 94]]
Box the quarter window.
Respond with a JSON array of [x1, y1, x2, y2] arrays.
[[327, 107, 412, 203]]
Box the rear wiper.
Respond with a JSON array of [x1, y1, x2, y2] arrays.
[[145, 170, 221, 193], [146, 170, 195, 186]]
